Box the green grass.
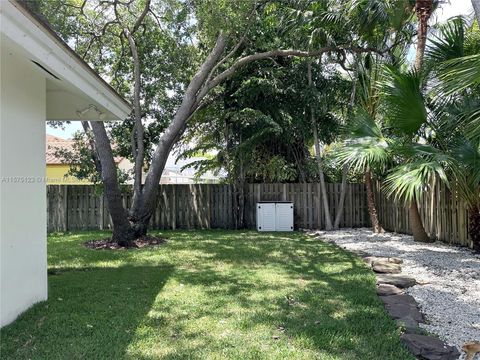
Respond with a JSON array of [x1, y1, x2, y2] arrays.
[[0, 230, 413, 360]]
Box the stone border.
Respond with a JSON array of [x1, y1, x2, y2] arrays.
[[350, 249, 461, 360]]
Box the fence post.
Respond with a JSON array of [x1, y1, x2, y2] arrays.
[[99, 194, 104, 231], [62, 186, 68, 231]]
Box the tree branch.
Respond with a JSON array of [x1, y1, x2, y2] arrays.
[[132, 0, 151, 34], [201, 46, 382, 101], [126, 30, 144, 192], [139, 33, 228, 213]]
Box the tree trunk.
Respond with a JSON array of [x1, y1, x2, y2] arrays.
[[365, 170, 384, 233], [126, 30, 145, 211], [333, 164, 348, 229], [236, 153, 246, 228], [409, 199, 432, 242], [313, 126, 333, 230], [90, 121, 136, 246], [410, 0, 433, 241], [414, 0, 433, 71], [472, 0, 480, 25], [333, 62, 356, 230], [80, 121, 103, 175], [429, 176, 436, 236], [308, 61, 333, 230], [469, 205, 480, 252], [238, 183, 245, 228]]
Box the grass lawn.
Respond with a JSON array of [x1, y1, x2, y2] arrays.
[[0, 230, 413, 360]]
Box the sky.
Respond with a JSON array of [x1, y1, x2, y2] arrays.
[[46, 0, 475, 139], [435, 0, 473, 22]]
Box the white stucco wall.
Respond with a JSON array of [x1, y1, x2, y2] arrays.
[[0, 42, 48, 327]]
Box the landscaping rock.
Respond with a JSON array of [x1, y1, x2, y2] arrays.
[[377, 284, 404, 296], [364, 256, 404, 265], [372, 261, 402, 274], [388, 257, 403, 264], [400, 334, 461, 360], [376, 274, 416, 288], [380, 294, 424, 323], [364, 256, 383, 265]]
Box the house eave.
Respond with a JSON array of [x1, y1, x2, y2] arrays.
[[1, 0, 132, 121]]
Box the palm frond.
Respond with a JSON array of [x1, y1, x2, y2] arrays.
[[378, 65, 427, 135], [383, 140, 451, 203], [450, 138, 480, 185], [342, 108, 383, 138], [438, 54, 480, 94], [427, 16, 465, 64], [336, 109, 391, 172], [384, 160, 448, 203], [449, 138, 480, 208]]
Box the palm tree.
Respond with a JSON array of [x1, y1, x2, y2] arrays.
[[429, 18, 480, 250], [378, 65, 438, 241], [339, 0, 416, 233], [402, 0, 442, 241], [389, 16, 480, 248], [336, 109, 391, 233], [383, 144, 450, 235], [340, 16, 480, 247], [449, 138, 480, 251]]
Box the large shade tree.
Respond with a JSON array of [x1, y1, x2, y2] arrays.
[[36, 0, 392, 245]]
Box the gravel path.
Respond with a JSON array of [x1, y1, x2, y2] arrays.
[[317, 228, 480, 357]]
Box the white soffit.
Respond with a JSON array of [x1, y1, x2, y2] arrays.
[[0, 0, 132, 121]]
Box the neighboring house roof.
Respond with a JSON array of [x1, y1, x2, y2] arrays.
[[46, 135, 76, 165], [46, 134, 123, 165]]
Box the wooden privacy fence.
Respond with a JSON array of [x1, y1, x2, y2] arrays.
[[47, 182, 471, 247], [47, 183, 369, 232], [374, 181, 471, 247]]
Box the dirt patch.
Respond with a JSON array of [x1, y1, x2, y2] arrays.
[[84, 235, 167, 250]]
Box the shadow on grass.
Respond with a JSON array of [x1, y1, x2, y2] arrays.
[[127, 231, 413, 359], [155, 267, 408, 359], [0, 265, 173, 360]]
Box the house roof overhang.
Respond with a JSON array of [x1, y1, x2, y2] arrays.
[[0, 0, 132, 121]]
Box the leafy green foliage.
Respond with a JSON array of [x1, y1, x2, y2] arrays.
[[384, 143, 450, 202], [51, 131, 101, 185], [335, 14, 479, 220], [384, 160, 446, 202], [182, 57, 350, 183], [427, 17, 465, 64], [35, 0, 198, 169]]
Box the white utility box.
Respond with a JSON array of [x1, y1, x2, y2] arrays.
[[256, 202, 293, 231]]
